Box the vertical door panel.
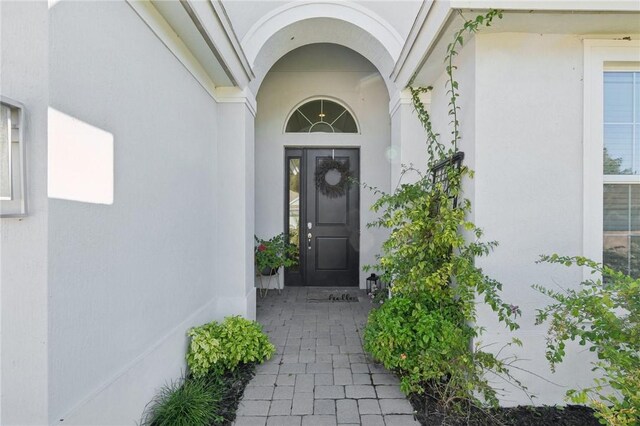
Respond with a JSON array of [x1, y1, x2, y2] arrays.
[[305, 149, 359, 286]]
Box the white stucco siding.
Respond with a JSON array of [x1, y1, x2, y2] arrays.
[[48, 2, 219, 423], [215, 101, 256, 318], [0, 1, 50, 424], [423, 32, 595, 405], [389, 89, 431, 189], [473, 33, 590, 405], [255, 43, 391, 288], [425, 38, 477, 219]]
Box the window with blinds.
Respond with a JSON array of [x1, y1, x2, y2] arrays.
[[603, 71, 640, 277]]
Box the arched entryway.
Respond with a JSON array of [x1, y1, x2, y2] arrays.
[[254, 43, 391, 289]]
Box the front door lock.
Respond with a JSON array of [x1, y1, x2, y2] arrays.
[[307, 232, 312, 250]]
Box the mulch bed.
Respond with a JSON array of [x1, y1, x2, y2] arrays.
[[213, 362, 256, 425], [409, 393, 601, 426]]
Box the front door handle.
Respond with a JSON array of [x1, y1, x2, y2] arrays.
[[308, 232, 312, 250]]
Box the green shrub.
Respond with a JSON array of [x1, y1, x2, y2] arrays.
[[364, 295, 471, 395], [363, 294, 520, 409], [142, 377, 222, 426], [534, 255, 640, 426], [186, 316, 275, 378]]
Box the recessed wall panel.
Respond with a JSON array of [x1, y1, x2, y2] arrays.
[[316, 237, 348, 270]]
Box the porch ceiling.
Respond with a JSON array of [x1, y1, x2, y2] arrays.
[[248, 17, 397, 96], [237, 1, 416, 97]]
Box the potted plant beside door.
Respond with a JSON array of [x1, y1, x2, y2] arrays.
[[255, 233, 298, 297]]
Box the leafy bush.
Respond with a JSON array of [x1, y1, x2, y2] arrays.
[[364, 293, 522, 409], [142, 377, 222, 426], [534, 255, 640, 426], [186, 316, 275, 378], [364, 294, 470, 394]]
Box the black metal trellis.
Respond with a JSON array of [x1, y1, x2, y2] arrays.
[[430, 151, 465, 208]]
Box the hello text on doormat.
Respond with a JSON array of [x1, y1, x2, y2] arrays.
[[306, 291, 360, 303]]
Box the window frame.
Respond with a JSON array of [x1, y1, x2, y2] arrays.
[[0, 95, 27, 218], [283, 96, 360, 135], [583, 40, 640, 277]]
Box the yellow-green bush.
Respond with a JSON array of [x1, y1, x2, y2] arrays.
[[534, 255, 640, 426], [186, 316, 275, 378]]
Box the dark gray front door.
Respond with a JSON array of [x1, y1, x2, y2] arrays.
[[285, 148, 360, 287]]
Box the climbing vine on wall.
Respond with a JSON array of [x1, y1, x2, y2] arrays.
[[363, 9, 531, 413]]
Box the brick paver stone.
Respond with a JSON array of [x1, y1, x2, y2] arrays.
[[273, 385, 294, 400], [333, 368, 353, 385], [379, 398, 414, 415], [232, 287, 415, 426], [243, 385, 275, 400], [353, 373, 372, 385], [372, 374, 400, 385], [251, 374, 277, 387], [314, 385, 345, 399], [375, 385, 405, 399], [266, 415, 302, 426], [292, 392, 314, 415], [269, 399, 292, 416], [345, 385, 376, 399], [358, 399, 381, 415], [314, 399, 336, 415], [361, 415, 386, 426], [302, 415, 338, 426], [384, 414, 421, 425], [233, 416, 267, 426], [336, 399, 359, 424], [237, 400, 270, 416], [295, 374, 315, 392]]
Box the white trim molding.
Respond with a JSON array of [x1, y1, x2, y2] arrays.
[[582, 39, 640, 272], [389, 88, 424, 117], [390, 0, 454, 88], [241, 1, 404, 67], [183, 0, 254, 87], [127, 0, 218, 100], [208, 0, 254, 81], [215, 87, 257, 117], [451, 1, 640, 12], [0, 96, 27, 218], [126, 0, 257, 116]]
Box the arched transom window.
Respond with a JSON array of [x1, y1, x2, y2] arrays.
[[286, 99, 358, 133]]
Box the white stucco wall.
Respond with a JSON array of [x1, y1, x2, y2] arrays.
[[426, 37, 477, 218], [0, 1, 50, 424], [255, 43, 391, 288], [390, 92, 429, 188], [48, 2, 222, 423], [424, 32, 595, 405], [216, 101, 256, 318], [473, 32, 590, 405]]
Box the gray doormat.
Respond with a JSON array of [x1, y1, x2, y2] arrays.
[[306, 289, 363, 303]]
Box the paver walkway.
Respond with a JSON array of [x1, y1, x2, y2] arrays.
[[234, 287, 419, 426]]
